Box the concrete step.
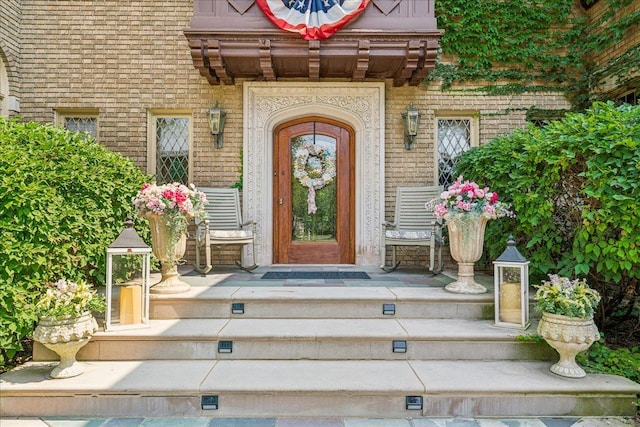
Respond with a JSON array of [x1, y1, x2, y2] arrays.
[[13, 273, 636, 420], [149, 286, 495, 320], [1, 360, 638, 418], [33, 318, 555, 362]]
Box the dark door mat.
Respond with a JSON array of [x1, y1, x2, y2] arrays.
[[261, 271, 371, 280]]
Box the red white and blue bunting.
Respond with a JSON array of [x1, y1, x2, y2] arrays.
[[256, 0, 370, 40]]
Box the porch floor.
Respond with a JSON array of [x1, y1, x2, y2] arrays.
[[176, 264, 468, 288]]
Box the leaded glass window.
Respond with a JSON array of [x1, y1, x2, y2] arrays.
[[437, 118, 471, 188], [64, 117, 97, 140], [155, 117, 189, 184], [529, 119, 548, 128], [617, 91, 638, 106]]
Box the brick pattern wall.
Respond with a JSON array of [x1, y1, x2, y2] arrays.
[[19, 1, 198, 167], [585, 0, 640, 94], [16, 0, 573, 268], [381, 82, 571, 267], [586, 0, 640, 68]]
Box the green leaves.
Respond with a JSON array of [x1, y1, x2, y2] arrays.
[[577, 337, 640, 383], [0, 117, 151, 368], [454, 102, 640, 327], [430, 0, 640, 108]]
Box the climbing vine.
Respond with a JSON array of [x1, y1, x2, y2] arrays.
[[430, 0, 640, 109]]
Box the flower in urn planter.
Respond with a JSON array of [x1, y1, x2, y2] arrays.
[[133, 182, 207, 230], [534, 274, 601, 319], [33, 279, 106, 379], [36, 278, 106, 320], [431, 176, 513, 221], [427, 176, 513, 294], [133, 182, 208, 293], [534, 274, 601, 378]]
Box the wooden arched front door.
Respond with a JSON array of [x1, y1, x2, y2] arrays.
[[273, 118, 355, 264]]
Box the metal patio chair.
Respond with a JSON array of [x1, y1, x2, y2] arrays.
[[194, 187, 258, 274], [381, 185, 444, 273]]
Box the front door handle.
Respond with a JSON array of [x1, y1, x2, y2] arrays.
[[278, 198, 284, 206]]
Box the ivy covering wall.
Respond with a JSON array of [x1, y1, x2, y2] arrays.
[[431, 0, 640, 110]]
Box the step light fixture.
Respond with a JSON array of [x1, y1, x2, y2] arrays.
[[231, 303, 245, 314], [218, 341, 233, 353], [382, 303, 396, 315], [393, 340, 407, 353], [406, 395, 423, 410], [201, 395, 219, 410]]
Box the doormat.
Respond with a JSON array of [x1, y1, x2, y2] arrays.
[[261, 271, 371, 280]]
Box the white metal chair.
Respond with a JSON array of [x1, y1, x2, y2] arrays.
[[194, 188, 258, 273], [381, 186, 444, 273]]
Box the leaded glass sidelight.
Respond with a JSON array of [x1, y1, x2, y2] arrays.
[[156, 117, 189, 184], [291, 134, 337, 242], [437, 118, 471, 188]]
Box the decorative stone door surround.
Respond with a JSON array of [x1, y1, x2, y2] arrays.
[[243, 82, 385, 266]]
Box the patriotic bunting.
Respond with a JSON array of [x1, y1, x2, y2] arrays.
[[256, 0, 370, 40]]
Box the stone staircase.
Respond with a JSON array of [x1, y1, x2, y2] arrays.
[[1, 269, 638, 419]]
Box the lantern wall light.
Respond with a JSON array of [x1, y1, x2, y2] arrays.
[[208, 101, 227, 149], [494, 235, 530, 330], [401, 103, 422, 150], [105, 217, 151, 331]]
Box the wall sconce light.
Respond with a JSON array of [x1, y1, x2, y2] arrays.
[[207, 101, 226, 149], [402, 103, 422, 150], [494, 235, 530, 330]]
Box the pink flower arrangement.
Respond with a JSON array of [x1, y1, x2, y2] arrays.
[[430, 176, 513, 219], [133, 182, 207, 220]]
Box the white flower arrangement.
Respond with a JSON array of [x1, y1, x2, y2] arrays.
[[293, 143, 336, 214], [534, 275, 601, 319], [36, 279, 106, 319]]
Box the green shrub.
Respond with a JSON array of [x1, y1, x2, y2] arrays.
[[518, 333, 640, 385], [577, 337, 640, 384], [453, 102, 640, 329], [0, 117, 151, 367]]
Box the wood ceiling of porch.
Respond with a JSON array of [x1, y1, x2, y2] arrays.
[[184, 0, 442, 87]]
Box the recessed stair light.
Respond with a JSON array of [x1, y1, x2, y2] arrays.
[[201, 395, 219, 410], [406, 395, 423, 410], [393, 340, 407, 353], [218, 341, 233, 353], [383, 303, 396, 315]]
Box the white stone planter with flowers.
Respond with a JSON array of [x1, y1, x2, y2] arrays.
[[429, 176, 513, 294], [33, 279, 106, 379], [535, 275, 601, 378], [133, 182, 207, 294]]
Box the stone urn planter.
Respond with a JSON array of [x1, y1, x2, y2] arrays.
[[537, 312, 600, 378], [145, 214, 190, 294], [134, 183, 207, 294], [33, 312, 98, 379], [444, 213, 491, 294]]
